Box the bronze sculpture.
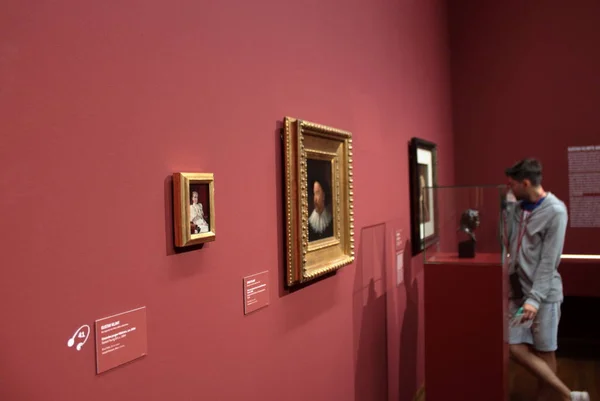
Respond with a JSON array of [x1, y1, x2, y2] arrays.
[[458, 209, 480, 258]]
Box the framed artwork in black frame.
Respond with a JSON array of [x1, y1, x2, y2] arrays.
[[408, 137, 439, 256]]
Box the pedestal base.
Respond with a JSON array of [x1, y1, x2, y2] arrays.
[[458, 239, 476, 258], [424, 253, 508, 401]]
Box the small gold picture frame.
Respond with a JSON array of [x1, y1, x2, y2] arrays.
[[283, 117, 355, 287], [173, 172, 216, 247]]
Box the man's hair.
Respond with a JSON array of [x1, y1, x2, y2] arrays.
[[504, 158, 543, 186]]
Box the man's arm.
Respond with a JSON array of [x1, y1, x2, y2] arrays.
[[525, 208, 568, 310]]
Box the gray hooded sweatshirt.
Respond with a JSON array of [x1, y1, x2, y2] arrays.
[[505, 192, 568, 309]]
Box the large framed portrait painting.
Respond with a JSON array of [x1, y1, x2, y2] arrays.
[[408, 137, 438, 256], [173, 172, 216, 248], [282, 117, 355, 287]]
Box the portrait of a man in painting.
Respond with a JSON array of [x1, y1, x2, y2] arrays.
[[418, 163, 431, 223], [307, 158, 334, 242]]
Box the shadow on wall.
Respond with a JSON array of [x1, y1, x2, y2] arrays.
[[353, 225, 423, 401], [398, 238, 420, 401], [353, 223, 389, 401]]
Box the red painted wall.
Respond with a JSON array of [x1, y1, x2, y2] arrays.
[[0, 1, 454, 400], [448, 1, 600, 295]]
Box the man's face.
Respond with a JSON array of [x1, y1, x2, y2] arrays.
[[507, 178, 529, 201], [313, 181, 325, 213]]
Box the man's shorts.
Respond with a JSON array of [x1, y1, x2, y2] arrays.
[[508, 300, 562, 352]]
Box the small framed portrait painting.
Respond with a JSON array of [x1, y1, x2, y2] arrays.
[[282, 116, 355, 287], [173, 172, 216, 247], [307, 158, 335, 242], [408, 137, 439, 256]]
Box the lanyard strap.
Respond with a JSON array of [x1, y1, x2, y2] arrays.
[[503, 209, 531, 258], [515, 211, 530, 256]]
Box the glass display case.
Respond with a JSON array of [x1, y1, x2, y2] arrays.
[[422, 184, 511, 401], [420, 184, 509, 265]]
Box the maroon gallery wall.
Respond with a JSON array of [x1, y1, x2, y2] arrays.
[[448, 1, 600, 296], [0, 1, 454, 400]]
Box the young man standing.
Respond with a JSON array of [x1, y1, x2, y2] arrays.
[[504, 158, 589, 401]]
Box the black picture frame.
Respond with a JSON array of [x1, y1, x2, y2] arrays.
[[408, 137, 439, 256]]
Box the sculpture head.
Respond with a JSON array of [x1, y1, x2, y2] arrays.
[[460, 209, 480, 233]]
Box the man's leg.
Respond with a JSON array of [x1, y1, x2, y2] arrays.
[[508, 301, 571, 400], [509, 343, 571, 400], [534, 350, 558, 400], [532, 302, 561, 401]]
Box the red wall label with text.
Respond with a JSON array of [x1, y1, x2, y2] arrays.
[[95, 306, 148, 374]]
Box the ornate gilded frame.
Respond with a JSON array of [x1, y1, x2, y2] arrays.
[[282, 116, 355, 287], [173, 172, 216, 247]]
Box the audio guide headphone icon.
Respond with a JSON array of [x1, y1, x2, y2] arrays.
[[67, 325, 91, 351]]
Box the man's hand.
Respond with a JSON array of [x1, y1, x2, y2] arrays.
[[522, 303, 538, 320]]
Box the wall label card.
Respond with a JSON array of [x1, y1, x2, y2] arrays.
[[94, 306, 147, 374], [243, 271, 269, 315], [567, 145, 600, 228], [395, 229, 404, 251], [396, 251, 404, 286]]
